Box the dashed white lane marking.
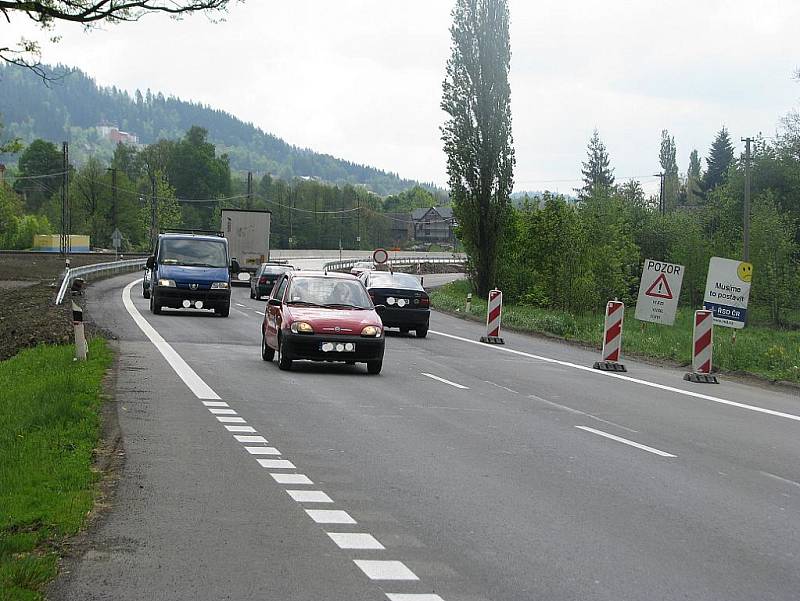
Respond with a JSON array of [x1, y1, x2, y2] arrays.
[[216, 416, 246, 423], [202, 401, 229, 407], [421, 372, 469, 389], [287, 490, 334, 503], [235, 435, 268, 444], [208, 408, 237, 415], [528, 393, 639, 434], [484, 380, 519, 394], [271, 473, 314, 485], [225, 425, 256, 433], [431, 328, 800, 424], [245, 446, 281, 455], [257, 458, 296, 469], [760, 471, 800, 489], [575, 426, 676, 458], [235, 302, 247, 307], [305, 509, 357, 524], [353, 560, 418, 581], [232, 307, 249, 317], [327, 532, 385, 550], [386, 595, 445, 601], [122, 280, 220, 400]]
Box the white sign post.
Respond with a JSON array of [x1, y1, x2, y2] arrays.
[[111, 228, 123, 260], [634, 259, 684, 326], [703, 257, 753, 329]]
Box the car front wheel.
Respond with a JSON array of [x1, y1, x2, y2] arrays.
[[277, 335, 292, 371], [367, 359, 383, 375]]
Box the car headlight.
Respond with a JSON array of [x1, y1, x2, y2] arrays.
[[291, 321, 314, 334], [210, 282, 229, 289], [361, 325, 382, 337], [157, 279, 176, 287]]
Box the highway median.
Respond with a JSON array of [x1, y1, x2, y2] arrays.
[[431, 280, 800, 385]]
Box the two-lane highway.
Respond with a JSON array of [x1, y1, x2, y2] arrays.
[[52, 273, 800, 601]]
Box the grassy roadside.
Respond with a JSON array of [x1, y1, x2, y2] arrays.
[[431, 280, 800, 384], [0, 339, 112, 601]]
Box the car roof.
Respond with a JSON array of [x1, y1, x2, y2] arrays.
[[290, 270, 359, 280]]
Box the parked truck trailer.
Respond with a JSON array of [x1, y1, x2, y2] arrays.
[[220, 208, 271, 284]]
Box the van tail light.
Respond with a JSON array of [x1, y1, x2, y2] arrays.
[[420, 295, 430, 307]]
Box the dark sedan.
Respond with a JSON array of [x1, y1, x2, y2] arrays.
[[250, 263, 294, 299], [362, 271, 429, 337]]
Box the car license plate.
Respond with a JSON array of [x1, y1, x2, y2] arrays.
[[320, 341, 355, 352]]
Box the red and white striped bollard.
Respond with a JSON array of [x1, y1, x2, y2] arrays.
[[480, 289, 505, 344], [593, 300, 626, 372], [684, 310, 718, 383]]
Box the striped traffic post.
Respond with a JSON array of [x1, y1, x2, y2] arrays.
[[480, 289, 505, 344], [684, 310, 718, 383], [594, 300, 626, 372]]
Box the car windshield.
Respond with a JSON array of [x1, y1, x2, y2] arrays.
[[287, 277, 372, 309], [159, 239, 228, 268], [368, 273, 424, 291]]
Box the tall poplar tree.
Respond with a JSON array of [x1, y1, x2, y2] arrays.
[[659, 129, 679, 210], [578, 129, 615, 199], [441, 0, 515, 297]]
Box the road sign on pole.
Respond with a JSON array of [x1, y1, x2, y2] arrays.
[[634, 259, 684, 326], [372, 248, 389, 265], [703, 257, 753, 329], [111, 228, 122, 250]]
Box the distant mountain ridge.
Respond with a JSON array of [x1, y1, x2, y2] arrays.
[[0, 64, 425, 196]]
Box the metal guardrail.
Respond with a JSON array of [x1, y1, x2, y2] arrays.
[[55, 258, 148, 305], [323, 255, 466, 273]]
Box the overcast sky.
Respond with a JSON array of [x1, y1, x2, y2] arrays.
[[7, 1, 800, 193]]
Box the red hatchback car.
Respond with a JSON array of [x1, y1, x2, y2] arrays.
[[261, 271, 385, 374]]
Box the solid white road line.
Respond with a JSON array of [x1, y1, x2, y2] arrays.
[[202, 401, 229, 407], [575, 425, 677, 458], [286, 490, 333, 503], [122, 280, 220, 400], [244, 446, 281, 455], [421, 372, 469, 389], [386, 595, 445, 601], [326, 532, 385, 550], [759, 471, 800, 489], [270, 473, 314, 485], [234, 435, 268, 444], [430, 329, 800, 424], [208, 408, 237, 415], [353, 560, 419, 581], [225, 425, 257, 433], [305, 509, 357, 524], [257, 459, 296, 469]]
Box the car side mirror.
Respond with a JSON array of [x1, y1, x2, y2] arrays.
[[230, 258, 241, 273], [268, 298, 282, 307], [146, 256, 155, 269]]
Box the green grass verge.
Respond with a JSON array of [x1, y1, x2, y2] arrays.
[[431, 280, 800, 383], [0, 339, 112, 601]]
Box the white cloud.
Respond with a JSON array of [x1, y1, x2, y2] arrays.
[[5, 0, 799, 191]]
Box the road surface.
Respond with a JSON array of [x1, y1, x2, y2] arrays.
[[51, 272, 800, 601]]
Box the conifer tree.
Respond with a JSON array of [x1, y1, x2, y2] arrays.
[[704, 127, 735, 191], [578, 129, 614, 199]]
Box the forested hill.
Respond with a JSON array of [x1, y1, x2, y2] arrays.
[[0, 64, 421, 195]]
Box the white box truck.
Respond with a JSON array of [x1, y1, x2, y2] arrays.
[[221, 209, 271, 284]]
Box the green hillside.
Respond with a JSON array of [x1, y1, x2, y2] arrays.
[[0, 64, 422, 195]]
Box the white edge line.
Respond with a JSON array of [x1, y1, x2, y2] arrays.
[[122, 280, 220, 400], [421, 372, 469, 389], [430, 329, 800, 423], [576, 425, 676, 457]]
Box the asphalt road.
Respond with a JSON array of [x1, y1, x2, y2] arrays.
[[51, 273, 800, 601]]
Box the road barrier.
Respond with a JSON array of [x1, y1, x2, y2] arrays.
[[72, 301, 87, 361], [323, 254, 465, 273], [594, 300, 627, 372], [685, 310, 718, 384], [480, 289, 505, 344], [55, 257, 148, 305]]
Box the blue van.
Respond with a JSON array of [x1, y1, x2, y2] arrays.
[[146, 231, 240, 317]]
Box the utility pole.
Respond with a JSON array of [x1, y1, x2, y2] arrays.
[[356, 196, 361, 249], [654, 172, 665, 215], [61, 142, 70, 259], [150, 175, 157, 248], [107, 167, 118, 231], [742, 137, 754, 262], [246, 171, 253, 209]]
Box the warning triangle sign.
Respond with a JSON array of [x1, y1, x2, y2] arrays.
[[645, 273, 673, 299]]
